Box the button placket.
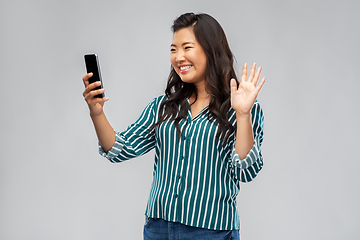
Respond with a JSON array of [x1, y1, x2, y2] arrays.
[[174, 117, 191, 199]]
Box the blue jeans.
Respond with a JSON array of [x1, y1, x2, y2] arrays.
[[143, 217, 240, 240]]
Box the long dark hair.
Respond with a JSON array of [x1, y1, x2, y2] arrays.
[[153, 12, 238, 143]]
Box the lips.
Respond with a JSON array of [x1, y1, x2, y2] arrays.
[[179, 65, 192, 74]]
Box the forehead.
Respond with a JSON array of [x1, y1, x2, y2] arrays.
[[172, 27, 196, 44]]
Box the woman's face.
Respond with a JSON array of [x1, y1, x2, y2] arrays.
[[170, 27, 207, 86]]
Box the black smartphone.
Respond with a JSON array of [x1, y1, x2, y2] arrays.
[[84, 53, 104, 98]]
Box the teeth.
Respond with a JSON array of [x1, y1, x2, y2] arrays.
[[180, 65, 192, 71]]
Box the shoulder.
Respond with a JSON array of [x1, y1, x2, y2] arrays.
[[150, 95, 167, 108], [144, 95, 168, 113], [154, 95, 167, 103]]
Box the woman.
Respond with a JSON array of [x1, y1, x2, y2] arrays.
[[83, 12, 266, 240]]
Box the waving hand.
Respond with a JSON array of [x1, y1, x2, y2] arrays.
[[230, 63, 266, 116]]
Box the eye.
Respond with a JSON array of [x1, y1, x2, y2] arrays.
[[185, 46, 192, 50], [170, 48, 176, 52]]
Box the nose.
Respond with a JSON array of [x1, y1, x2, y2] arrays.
[[175, 50, 185, 62]]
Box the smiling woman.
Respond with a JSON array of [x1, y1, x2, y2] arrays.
[[82, 12, 266, 240]]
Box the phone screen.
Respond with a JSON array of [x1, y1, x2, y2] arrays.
[[84, 54, 104, 98]]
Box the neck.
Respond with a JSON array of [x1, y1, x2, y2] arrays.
[[191, 81, 210, 103]]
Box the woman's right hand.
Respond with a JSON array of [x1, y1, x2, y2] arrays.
[[82, 73, 109, 117], [82, 73, 115, 152]]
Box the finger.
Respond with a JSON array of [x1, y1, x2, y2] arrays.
[[255, 77, 266, 92], [83, 81, 102, 97], [85, 87, 105, 100], [230, 78, 237, 94], [89, 96, 109, 104], [241, 63, 247, 83], [83, 82, 103, 98], [252, 66, 262, 85], [248, 62, 256, 82], [82, 72, 93, 86]]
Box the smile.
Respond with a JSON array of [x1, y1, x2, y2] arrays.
[[179, 65, 192, 73]]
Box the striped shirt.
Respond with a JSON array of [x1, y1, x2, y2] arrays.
[[99, 95, 264, 230]]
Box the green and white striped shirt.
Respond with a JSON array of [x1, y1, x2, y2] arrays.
[[99, 95, 264, 230]]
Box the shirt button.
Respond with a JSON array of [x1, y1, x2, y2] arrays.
[[177, 175, 181, 179], [174, 194, 178, 198], [181, 156, 184, 160]]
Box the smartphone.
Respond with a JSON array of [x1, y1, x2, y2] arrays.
[[84, 53, 105, 98]]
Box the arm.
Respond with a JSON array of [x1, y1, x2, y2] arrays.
[[231, 103, 264, 182], [234, 113, 254, 159], [91, 112, 115, 153], [82, 73, 115, 153], [230, 62, 266, 159], [98, 97, 159, 163]]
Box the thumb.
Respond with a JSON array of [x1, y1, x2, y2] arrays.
[[230, 78, 237, 94]]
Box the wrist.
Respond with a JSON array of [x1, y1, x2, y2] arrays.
[[90, 110, 105, 119], [236, 112, 251, 120]]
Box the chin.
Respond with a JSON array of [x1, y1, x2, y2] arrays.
[[180, 78, 193, 84], [179, 74, 195, 83]]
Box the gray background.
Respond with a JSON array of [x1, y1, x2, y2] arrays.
[[1, 0, 359, 239]]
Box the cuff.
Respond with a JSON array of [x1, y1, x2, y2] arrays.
[[98, 132, 126, 162], [231, 143, 260, 169]]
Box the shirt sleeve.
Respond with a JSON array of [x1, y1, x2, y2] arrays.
[[98, 97, 158, 163], [231, 102, 264, 183]]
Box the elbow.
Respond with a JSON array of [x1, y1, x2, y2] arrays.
[[239, 161, 263, 183]]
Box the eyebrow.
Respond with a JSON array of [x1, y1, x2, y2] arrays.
[[170, 41, 195, 47]]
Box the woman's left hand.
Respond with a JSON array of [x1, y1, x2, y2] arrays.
[[230, 62, 266, 116]]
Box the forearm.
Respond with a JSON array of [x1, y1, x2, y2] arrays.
[[235, 113, 254, 159], [91, 111, 116, 153]]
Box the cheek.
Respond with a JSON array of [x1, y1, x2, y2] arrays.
[[199, 54, 207, 71], [191, 51, 205, 68]]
